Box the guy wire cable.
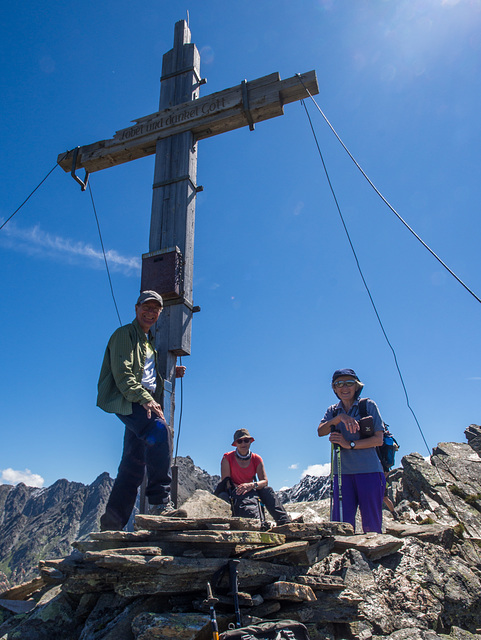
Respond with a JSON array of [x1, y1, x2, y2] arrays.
[[300, 97, 431, 457], [0, 153, 68, 232], [295, 74, 481, 306], [171, 355, 184, 509], [174, 355, 184, 464], [0, 154, 123, 329], [87, 181, 122, 327], [301, 98, 477, 543]]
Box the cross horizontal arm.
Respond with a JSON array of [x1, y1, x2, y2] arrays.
[[57, 71, 318, 174]]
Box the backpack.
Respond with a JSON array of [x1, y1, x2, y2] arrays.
[[358, 398, 399, 472], [220, 620, 311, 640], [333, 399, 399, 472]]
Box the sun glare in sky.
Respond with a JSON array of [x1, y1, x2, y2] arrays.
[[346, 0, 480, 83]]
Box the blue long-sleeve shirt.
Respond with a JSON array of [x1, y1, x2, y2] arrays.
[[323, 398, 384, 475]]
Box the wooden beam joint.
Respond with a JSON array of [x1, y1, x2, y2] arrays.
[[160, 66, 204, 85], [152, 174, 200, 193], [241, 80, 255, 131]]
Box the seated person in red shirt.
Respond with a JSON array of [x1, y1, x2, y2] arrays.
[[215, 428, 291, 526]]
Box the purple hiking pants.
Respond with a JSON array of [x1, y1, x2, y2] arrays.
[[331, 472, 386, 533]]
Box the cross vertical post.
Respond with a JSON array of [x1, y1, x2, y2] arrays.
[[56, 19, 319, 513], [146, 20, 200, 505]]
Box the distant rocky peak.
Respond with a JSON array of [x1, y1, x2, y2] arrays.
[[278, 474, 331, 504]]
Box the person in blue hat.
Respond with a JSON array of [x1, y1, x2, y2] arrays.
[[317, 369, 386, 533]]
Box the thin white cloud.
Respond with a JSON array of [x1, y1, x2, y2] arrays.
[[0, 221, 140, 276], [301, 463, 331, 478], [293, 201, 304, 216], [288, 463, 299, 470], [1, 468, 45, 488], [199, 45, 214, 65]]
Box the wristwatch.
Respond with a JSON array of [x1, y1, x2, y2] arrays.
[[350, 441, 356, 449]]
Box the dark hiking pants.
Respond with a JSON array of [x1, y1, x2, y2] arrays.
[[100, 402, 172, 531], [215, 478, 291, 525]]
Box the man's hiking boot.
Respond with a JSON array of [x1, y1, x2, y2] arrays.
[[149, 501, 187, 518]]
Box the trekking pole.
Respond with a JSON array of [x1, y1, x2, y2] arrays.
[[329, 443, 334, 520], [330, 425, 343, 523], [253, 476, 268, 530], [204, 582, 220, 640], [229, 559, 242, 628], [226, 478, 236, 517], [257, 497, 269, 531], [337, 443, 343, 523]]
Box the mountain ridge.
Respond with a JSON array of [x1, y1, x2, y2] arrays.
[[0, 456, 219, 589]]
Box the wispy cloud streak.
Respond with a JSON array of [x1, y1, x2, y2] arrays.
[[0, 221, 140, 276]]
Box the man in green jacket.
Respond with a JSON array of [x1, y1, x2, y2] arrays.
[[97, 290, 185, 531]]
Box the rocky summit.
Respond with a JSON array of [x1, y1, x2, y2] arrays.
[[1, 430, 481, 640]]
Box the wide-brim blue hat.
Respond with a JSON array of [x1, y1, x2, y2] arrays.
[[332, 368, 364, 399], [332, 368, 359, 383]]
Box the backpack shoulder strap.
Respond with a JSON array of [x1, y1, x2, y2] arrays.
[[358, 398, 369, 418]]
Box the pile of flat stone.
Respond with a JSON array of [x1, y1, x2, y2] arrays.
[[3, 427, 481, 639], [36, 513, 403, 632], [3, 501, 478, 639]]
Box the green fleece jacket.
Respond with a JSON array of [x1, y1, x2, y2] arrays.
[[97, 318, 162, 415]]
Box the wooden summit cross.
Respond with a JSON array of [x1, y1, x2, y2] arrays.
[[57, 19, 318, 481]]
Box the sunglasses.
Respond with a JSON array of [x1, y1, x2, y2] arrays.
[[333, 380, 357, 389], [236, 438, 252, 444]]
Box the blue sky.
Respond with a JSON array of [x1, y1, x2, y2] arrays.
[[1, 0, 481, 492]]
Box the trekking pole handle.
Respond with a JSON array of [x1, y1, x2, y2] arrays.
[[206, 582, 219, 640], [229, 559, 242, 628], [330, 423, 342, 450]]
